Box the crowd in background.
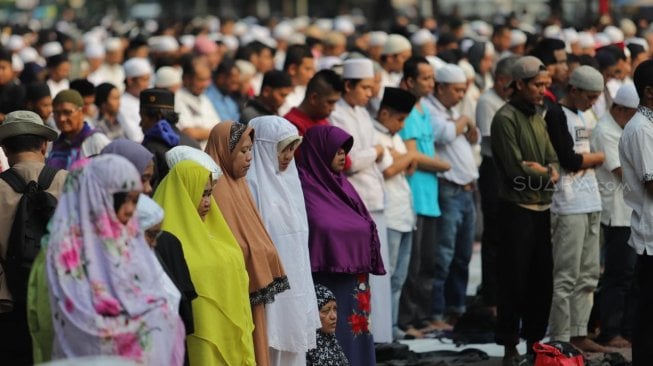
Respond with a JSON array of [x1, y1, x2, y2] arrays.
[[0, 9, 653, 366]]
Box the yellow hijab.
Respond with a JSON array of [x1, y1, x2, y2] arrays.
[[154, 160, 255, 365]]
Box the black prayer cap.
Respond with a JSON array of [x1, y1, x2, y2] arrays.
[[380, 87, 417, 114], [140, 88, 175, 109]]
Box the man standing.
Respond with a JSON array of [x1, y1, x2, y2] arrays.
[[427, 63, 480, 329], [278, 44, 315, 116], [0, 111, 66, 364], [397, 56, 451, 336], [619, 59, 653, 365], [284, 69, 344, 136], [118, 57, 152, 142], [176, 57, 221, 148], [47, 90, 110, 169], [476, 56, 517, 312], [592, 84, 639, 348], [241, 70, 293, 124], [545, 65, 607, 353], [491, 56, 559, 364]]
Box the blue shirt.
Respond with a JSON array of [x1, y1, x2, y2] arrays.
[[398, 104, 440, 217], [205, 84, 240, 122]]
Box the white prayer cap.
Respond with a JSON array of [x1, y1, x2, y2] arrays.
[[233, 21, 248, 37], [222, 35, 239, 52], [273, 22, 294, 41], [436, 63, 467, 84], [292, 16, 310, 31], [85, 43, 105, 59], [287, 33, 306, 46], [613, 83, 639, 109], [315, 18, 334, 32], [411, 29, 436, 47], [563, 28, 579, 44], [578, 32, 595, 48], [165, 145, 223, 181], [458, 60, 475, 80], [41, 41, 63, 58], [510, 29, 527, 47], [543, 25, 563, 40], [368, 31, 388, 47], [469, 20, 491, 38], [6, 35, 24, 52], [123, 57, 152, 78], [105, 37, 123, 52], [317, 55, 342, 71], [620, 19, 637, 38], [155, 66, 182, 88], [594, 32, 611, 48], [568, 65, 604, 92], [382, 34, 411, 55], [519, 22, 537, 35], [604, 25, 624, 43], [19, 47, 39, 63], [251, 24, 271, 41], [235, 59, 256, 78], [627, 37, 649, 51], [460, 38, 475, 54], [136, 194, 164, 230], [12, 54, 23, 73], [179, 35, 195, 49], [342, 58, 374, 79], [426, 55, 446, 72], [149, 35, 179, 53], [334, 16, 355, 35]]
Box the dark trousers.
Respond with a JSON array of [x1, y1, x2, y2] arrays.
[[495, 202, 553, 346], [478, 156, 501, 306], [0, 302, 32, 365], [398, 215, 437, 328], [599, 225, 636, 341], [633, 254, 653, 365]]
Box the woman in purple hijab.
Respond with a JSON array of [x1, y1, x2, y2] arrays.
[[298, 125, 385, 366]]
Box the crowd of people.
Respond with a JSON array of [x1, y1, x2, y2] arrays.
[[0, 10, 653, 366]]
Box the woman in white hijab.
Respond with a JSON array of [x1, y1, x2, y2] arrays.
[[246, 116, 320, 366]]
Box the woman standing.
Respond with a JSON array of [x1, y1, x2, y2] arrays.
[[45, 154, 185, 365], [205, 122, 289, 366], [246, 116, 320, 366], [154, 160, 255, 365], [298, 125, 385, 365]]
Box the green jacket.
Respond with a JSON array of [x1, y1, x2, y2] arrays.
[[491, 102, 559, 205]]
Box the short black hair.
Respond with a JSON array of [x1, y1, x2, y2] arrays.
[[261, 70, 292, 90], [628, 43, 646, 61], [181, 55, 208, 79], [403, 56, 429, 81], [46, 53, 69, 68], [634, 59, 653, 99], [0, 47, 11, 63], [306, 69, 344, 95], [248, 40, 276, 55], [1, 134, 47, 154], [70, 79, 95, 97], [283, 44, 313, 72], [95, 82, 117, 108], [530, 38, 566, 66], [214, 57, 236, 79]]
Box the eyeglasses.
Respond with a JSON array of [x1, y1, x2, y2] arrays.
[[53, 108, 80, 117], [145, 229, 163, 241]]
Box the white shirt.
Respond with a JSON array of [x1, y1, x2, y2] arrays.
[[551, 106, 602, 215], [46, 79, 69, 99], [117, 92, 144, 142], [426, 95, 479, 185], [374, 121, 416, 232], [591, 112, 632, 227], [175, 88, 222, 149], [278, 85, 306, 117], [619, 109, 653, 255], [88, 63, 125, 92], [328, 99, 385, 212], [81, 132, 111, 157], [475, 88, 505, 157]]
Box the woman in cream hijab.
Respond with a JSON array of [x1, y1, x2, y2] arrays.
[[246, 116, 320, 366]]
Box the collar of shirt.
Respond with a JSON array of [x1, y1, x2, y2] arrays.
[[637, 105, 653, 123], [372, 119, 391, 135], [429, 95, 456, 121]]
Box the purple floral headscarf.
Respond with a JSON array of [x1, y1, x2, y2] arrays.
[[46, 154, 185, 364]]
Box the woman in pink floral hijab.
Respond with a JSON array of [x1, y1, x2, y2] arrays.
[[45, 154, 185, 365]]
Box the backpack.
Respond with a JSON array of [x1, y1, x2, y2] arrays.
[[0, 165, 59, 304]]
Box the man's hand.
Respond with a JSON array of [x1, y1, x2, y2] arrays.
[[465, 127, 479, 144], [549, 165, 560, 184], [522, 161, 547, 173], [375, 144, 385, 162]]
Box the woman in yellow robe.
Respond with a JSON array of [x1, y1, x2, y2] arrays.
[[154, 160, 255, 365]]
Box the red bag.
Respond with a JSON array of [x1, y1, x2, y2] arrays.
[[533, 342, 584, 366]]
